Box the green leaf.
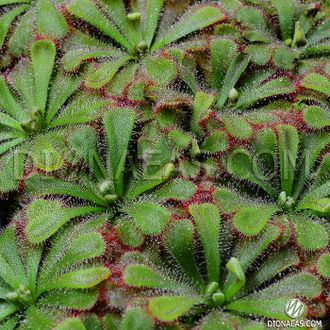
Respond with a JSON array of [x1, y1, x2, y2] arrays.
[[122, 308, 154, 330], [189, 204, 220, 283], [40, 267, 110, 293], [153, 5, 224, 50], [168, 129, 191, 149], [0, 316, 20, 330], [56, 232, 106, 271], [25, 200, 104, 243], [216, 53, 251, 109], [0, 111, 24, 132], [123, 203, 170, 235], [38, 289, 99, 310], [223, 148, 276, 198], [149, 296, 203, 322], [236, 78, 295, 110], [292, 131, 329, 199], [26, 306, 56, 329], [46, 68, 82, 124], [301, 73, 330, 96], [179, 159, 200, 178], [278, 125, 299, 196], [85, 56, 133, 88], [37, 0, 68, 38], [62, 47, 124, 72], [153, 179, 197, 201], [291, 215, 328, 250], [213, 189, 247, 213], [224, 257, 245, 300], [272, 0, 295, 41], [9, 8, 36, 56], [245, 45, 272, 66], [128, 163, 175, 198], [116, 218, 145, 247], [192, 92, 214, 136], [273, 47, 299, 70], [303, 154, 330, 201], [234, 206, 278, 237], [68, 127, 106, 181], [0, 303, 19, 320], [0, 5, 29, 49], [144, 0, 164, 47], [38, 216, 107, 283], [164, 220, 203, 289], [211, 39, 237, 91], [31, 40, 56, 114], [145, 57, 177, 86], [49, 95, 109, 128], [106, 63, 138, 96], [26, 173, 108, 208], [81, 313, 102, 330], [103, 315, 121, 330], [104, 108, 135, 196], [226, 273, 321, 320], [200, 131, 229, 153], [222, 117, 252, 139], [318, 253, 330, 278], [54, 318, 86, 330], [237, 6, 268, 31], [297, 199, 330, 213], [31, 135, 64, 172], [67, 0, 133, 52], [123, 264, 186, 291], [236, 249, 299, 299], [303, 106, 330, 129], [0, 147, 25, 193], [99, 0, 131, 43], [0, 76, 28, 122]]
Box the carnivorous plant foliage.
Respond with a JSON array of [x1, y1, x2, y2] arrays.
[[24, 108, 198, 244], [0, 217, 110, 329], [120, 201, 325, 328], [0, 0, 68, 57], [220, 0, 330, 69], [221, 124, 330, 250], [63, 0, 225, 89], [0, 38, 109, 193], [1, 0, 330, 328]]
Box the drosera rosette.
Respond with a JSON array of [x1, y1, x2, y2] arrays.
[[0, 0, 69, 58], [218, 0, 330, 70], [219, 124, 330, 251], [293, 62, 330, 129], [0, 215, 110, 329], [117, 199, 326, 328], [0, 38, 110, 194], [137, 88, 231, 180], [23, 107, 199, 245], [61, 0, 225, 90], [159, 35, 298, 141]]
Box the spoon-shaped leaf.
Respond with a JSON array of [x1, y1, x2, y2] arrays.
[[152, 5, 224, 50], [149, 296, 204, 322], [25, 200, 104, 243], [31, 40, 56, 114], [189, 204, 220, 283], [278, 125, 299, 196], [104, 108, 135, 196], [122, 203, 170, 235]]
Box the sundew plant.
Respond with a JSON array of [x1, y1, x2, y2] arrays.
[[1, 0, 330, 329]]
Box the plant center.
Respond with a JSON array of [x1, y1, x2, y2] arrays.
[[5, 284, 34, 308]]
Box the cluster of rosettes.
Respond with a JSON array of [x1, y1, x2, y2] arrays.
[[1, 0, 330, 329]]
